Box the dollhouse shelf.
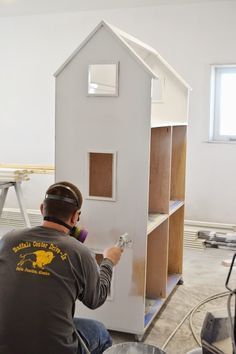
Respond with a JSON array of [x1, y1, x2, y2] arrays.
[[151, 121, 187, 128], [147, 213, 168, 234], [145, 274, 182, 328], [169, 200, 185, 215]]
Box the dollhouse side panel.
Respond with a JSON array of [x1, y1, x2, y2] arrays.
[[55, 27, 152, 334], [120, 42, 189, 125], [147, 56, 189, 124]]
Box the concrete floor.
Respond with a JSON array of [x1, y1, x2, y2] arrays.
[[110, 247, 235, 354]]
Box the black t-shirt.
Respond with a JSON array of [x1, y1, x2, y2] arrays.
[[0, 226, 113, 354]]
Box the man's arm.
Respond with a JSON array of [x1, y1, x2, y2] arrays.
[[78, 246, 122, 309]]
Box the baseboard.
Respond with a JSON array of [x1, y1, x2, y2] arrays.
[[184, 219, 236, 249], [1, 209, 235, 251]]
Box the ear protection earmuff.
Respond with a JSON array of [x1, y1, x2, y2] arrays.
[[45, 184, 80, 208]]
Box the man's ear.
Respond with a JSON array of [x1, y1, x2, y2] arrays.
[[71, 210, 78, 225], [40, 203, 44, 216]]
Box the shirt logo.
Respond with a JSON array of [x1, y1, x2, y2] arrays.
[[12, 241, 68, 276], [18, 250, 55, 269]]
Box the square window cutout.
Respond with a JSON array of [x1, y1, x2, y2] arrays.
[[88, 63, 118, 96], [87, 152, 116, 201]]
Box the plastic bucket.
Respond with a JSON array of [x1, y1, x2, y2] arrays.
[[104, 342, 165, 353]]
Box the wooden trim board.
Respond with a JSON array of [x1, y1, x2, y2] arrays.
[[0, 164, 54, 175]]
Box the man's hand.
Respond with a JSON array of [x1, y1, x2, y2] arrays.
[[103, 246, 123, 266]]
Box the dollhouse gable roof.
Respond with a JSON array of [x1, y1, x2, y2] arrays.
[[54, 20, 156, 78], [113, 22, 190, 89], [54, 20, 190, 89]]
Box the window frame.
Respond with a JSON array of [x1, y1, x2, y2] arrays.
[[210, 64, 236, 142]]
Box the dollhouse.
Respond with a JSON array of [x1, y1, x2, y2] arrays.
[[55, 21, 190, 337]]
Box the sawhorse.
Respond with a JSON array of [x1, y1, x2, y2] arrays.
[[0, 182, 31, 228]]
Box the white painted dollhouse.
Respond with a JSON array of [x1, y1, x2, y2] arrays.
[[55, 21, 190, 337]]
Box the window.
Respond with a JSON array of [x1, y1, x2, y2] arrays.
[[88, 63, 119, 96], [151, 77, 165, 103], [210, 65, 236, 142]]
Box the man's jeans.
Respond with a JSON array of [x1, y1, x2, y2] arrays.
[[73, 318, 112, 354]]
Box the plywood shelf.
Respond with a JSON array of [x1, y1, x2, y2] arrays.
[[169, 200, 184, 215], [144, 297, 164, 328], [166, 273, 182, 294], [147, 213, 168, 234], [145, 124, 186, 330], [151, 120, 187, 128], [144, 273, 182, 329]]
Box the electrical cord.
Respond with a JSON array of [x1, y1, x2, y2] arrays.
[[161, 291, 229, 351], [189, 291, 229, 346]]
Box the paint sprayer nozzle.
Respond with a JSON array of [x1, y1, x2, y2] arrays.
[[115, 233, 132, 249]]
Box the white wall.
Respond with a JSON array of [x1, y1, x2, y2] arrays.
[[1, 0, 236, 223]]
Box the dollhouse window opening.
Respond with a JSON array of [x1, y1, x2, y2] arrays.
[[88, 63, 119, 96], [86, 151, 117, 201]]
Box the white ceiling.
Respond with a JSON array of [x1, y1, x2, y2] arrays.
[[0, 0, 231, 17]]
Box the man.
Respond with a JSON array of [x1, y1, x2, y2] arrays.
[[0, 181, 122, 354]]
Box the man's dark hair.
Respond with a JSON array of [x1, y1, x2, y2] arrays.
[[43, 181, 83, 222]]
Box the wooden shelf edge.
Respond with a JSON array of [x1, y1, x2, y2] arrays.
[[151, 121, 187, 128], [166, 273, 182, 294], [147, 213, 168, 235], [144, 297, 164, 329], [144, 273, 182, 329], [169, 200, 184, 216], [147, 202, 184, 234]]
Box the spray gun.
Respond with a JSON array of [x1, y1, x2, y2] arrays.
[[115, 233, 132, 249]]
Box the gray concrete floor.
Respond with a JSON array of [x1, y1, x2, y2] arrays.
[[110, 247, 235, 353]]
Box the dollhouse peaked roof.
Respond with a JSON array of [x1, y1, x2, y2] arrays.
[[54, 20, 190, 89]]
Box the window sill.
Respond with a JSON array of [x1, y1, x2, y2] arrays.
[[204, 140, 236, 145]]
